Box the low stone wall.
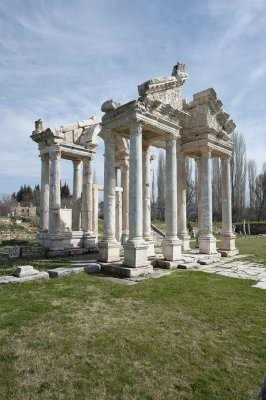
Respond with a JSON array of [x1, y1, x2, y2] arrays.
[[0, 231, 37, 241]]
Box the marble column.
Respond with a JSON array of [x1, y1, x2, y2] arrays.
[[82, 155, 96, 248], [92, 185, 99, 242], [195, 158, 203, 248], [115, 188, 122, 242], [219, 155, 237, 255], [176, 152, 190, 251], [199, 148, 217, 254], [142, 144, 155, 256], [162, 133, 182, 261], [72, 160, 81, 231], [40, 153, 50, 232], [120, 160, 129, 243], [49, 147, 63, 249], [98, 130, 120, 262], [124, 118, 148, 268]]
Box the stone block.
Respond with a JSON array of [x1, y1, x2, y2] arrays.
[[199, 236, 217, 255], [64, 130, 73, 142], [12, 265, 39, 277], [0, 272, 49, 286], [100, 263, 153, 278], [9, 246, 21, 259], [98, 241, 120, 263], [123, 241, 149, 268], [48, 263, 101, 278], [151, 258, 180, 269], [162, 239, 182, 261]]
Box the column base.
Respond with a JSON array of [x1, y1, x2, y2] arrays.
[[162, 237, 182, 261], [218, 234, 238, 257], [123, 240, 149, 268], [37, 232, 49, 247], [83, 232, 97, 248], [178, 233, 191, 251], [98, 240, 120, 263], [219, 234, 237, 251], [144, 237, 156, 257], [199, 234, 217, 254], [48, 234, 65, 250], [122, 231, 129, 245]]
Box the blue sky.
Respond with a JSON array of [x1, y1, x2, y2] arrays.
[[0, 0, 265, 196]]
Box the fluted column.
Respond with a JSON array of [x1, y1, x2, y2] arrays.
[[219, 155, 237, 254], [82, 156, 93, 234], [196, 158, 203, 248], [176, 152, 190, 251], [72, 160, 81, 231], [162, 133, 182, 261], [92, 185, 99, 241], [49, 147, 61, 235], [124, 118, 148, 268], [115, 189, 122, 242], [199, 148, 217, 254], [98, 129, 120, 262], [40, 153, 50, 232], [120, 160, 129, 243], [143, 144, 155, 256]]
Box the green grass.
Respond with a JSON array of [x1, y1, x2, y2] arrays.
[[0, 270, 265, 400], [236, 236, 266, 265]]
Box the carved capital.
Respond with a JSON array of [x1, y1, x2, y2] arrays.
[[103, 129, 115, 147], [201, 148, 212, 158], [165, 132, 177, 147], [129, 117, 144, 135], [73, 160, 81, 169], [176, 152, 186, 163], [49, 149, 61, 162], [40, 153, 49, 163], [220, 155, 231, 165]]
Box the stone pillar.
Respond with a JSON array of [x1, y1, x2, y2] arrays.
[[199, 148, 217, 254], [98, 130, 120, 262], [196, 158, 203, 248], [115, 188, 122, 242], [82, 155, 95, 247], [162, 133, 182, 261], [120, 160, 129, 243], [142, 144, 155, 256], [49, 147, 63, 249], [72, 160, 81, 231], [124, 118, 148, 268], [219, 155, 237, 256], [40, 153, 50, 232], [92, 184, 99, 242], [176, 152, 190, 251]]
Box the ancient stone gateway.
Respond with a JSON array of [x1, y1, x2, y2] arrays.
[[98, 62, 238, 273]]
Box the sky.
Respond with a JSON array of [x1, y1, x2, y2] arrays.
[[0, 0, 265, 196]]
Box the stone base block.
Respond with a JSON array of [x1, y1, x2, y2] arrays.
[[100, 262, 153, 278], [145, 239, 155, 257], [83, 233, 97, 248], [123, 241, 149, 268], [48, 263, 101, 278], [12, 265, 39, 277], [49, 234, 65, 250], [199, 235, 217, 254], [218, 249, 239, 257], [0, 272, 49, 286], [219, 235, 237, 251], [151, 258, 181, 269], [162, 238, 182, 261], [179, 233, 191, 251], [98, 240, 120, 263]]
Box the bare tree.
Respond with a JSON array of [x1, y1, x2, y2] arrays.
[[230, 132, 247, 222], [247, 159, 257, 221], [157, 151, 165, 221], [255, 163, 266, 221]]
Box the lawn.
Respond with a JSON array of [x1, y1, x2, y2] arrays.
[[0, 259, 265, 399]]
